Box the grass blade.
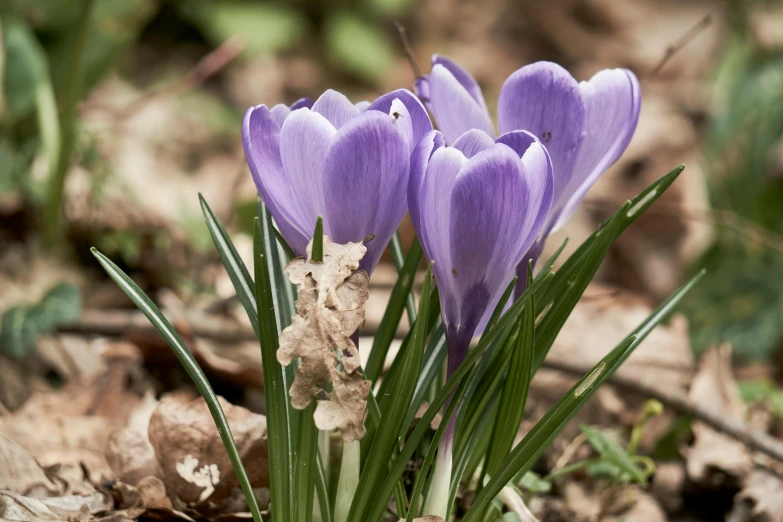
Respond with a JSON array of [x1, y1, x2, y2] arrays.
[[533, 166, 684, 370], [484, 266, 535, 476], [315, 452, 332, 522], [366, 235, 423, 383], [90, 248, 263, 522], [200, 194, 259, 337], [296, 403, 318, 522], [254, 218, 293, 522], [349, 264, 433, 521], [462, 269, 705, 521], [364, 266, 552, 522], [391, 230, 418, 323]]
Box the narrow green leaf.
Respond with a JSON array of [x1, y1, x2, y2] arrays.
[[366, 235, 423, 383], [390, 230, 418, 323], [200, 194, 259, 337], [580, 425, 647, 485], [349, 264, 433, 521], [315, 452, 333, 522], [402, 323, 447, 430], [462, 269, 704, 521], [312, 216, 324, 263], [90, 248, 262, 522], [253, 218, 293, 522], [484, 265, 534, 476], [485, 277, 518, 333], [364, 267, 552, 522], [257, 202, 299, 465], [295, 403, 318, 522], [533, 166, 684, 370]]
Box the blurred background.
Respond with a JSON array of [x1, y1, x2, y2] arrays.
[[2, 0, 783, 519]]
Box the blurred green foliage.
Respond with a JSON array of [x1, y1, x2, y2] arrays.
[[177, 0, 412, 83], [683, 0, 783, 360], [0, 282, 82, 360]]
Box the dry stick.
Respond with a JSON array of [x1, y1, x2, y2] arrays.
[[59, 307, 783, 464], [59, 308, 259, 343], [541, 358, 783, 464], [393, 21, 422, 81], [99, 37, 245, 120], [646, 5, 723, 78]]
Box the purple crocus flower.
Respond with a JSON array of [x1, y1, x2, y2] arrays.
[[243, 89, 432, 274], [417, 55, 641, 289], [409, 127, 553, 517], [410, 127, 553, 375]]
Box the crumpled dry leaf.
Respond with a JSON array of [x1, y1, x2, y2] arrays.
[[106, 428, 159, 487], [0, 435, 59, 496], [0, 341, 154, 486], [278, 237, 371, 442], [685, 345, 752, 483], [0, 490, 109, 521], [147, 394, 268, 507], [730, 469, 783, 522]]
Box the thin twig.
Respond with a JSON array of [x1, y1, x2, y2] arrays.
[[647, 5, 723, 78], [542, 358, 783, 464], [102, 37, 245, 120], [393, 21, 422, 80], [59, 308, 258, 343]]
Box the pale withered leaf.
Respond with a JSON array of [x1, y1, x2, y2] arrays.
[[278, 236, 371, 441]]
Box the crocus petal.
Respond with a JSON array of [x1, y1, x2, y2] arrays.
[[368, 89, 433, 150], [550, 69, 641, 231], [355, 100, 371, 112], [323, 111, 409, 273], [409, 131, 445, 261], [496, 131, 554, 253], [418, 146, 467, 306], [447, 144, 535, 332], [497, 61, 586, 208], [432, 54, 490, 113], [270, 104, 291, 127], [414, 76, 430, 104], [516, 141, 554, 255], [290, 97, 313, 111], [279, 109, 337, 236], [311, 89, 360, 129], [242, 105, 309, 254], [429, 64, 495, 144], [452, 129, 495, 159]]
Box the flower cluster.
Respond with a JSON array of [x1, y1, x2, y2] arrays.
[[243, 56, 640, 370], [239, 53, 641, 521]]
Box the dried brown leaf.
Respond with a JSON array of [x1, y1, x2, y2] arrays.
[[278, 237, 371, 441], [0, 490, 109, 521], [730, 469, 783, 522], [0, 435, 60, 496], [105, 428, 159, 487], [147, 394, 268, 507], [685, 345, 752, 483]]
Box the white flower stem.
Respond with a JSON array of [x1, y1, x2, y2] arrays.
[[423, 438, 453, 519], [334, 439, 360, 522]]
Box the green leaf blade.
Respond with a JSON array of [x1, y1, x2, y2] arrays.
[[253, 219, 293, 522], [90, 248, 263, 522]]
